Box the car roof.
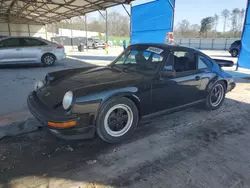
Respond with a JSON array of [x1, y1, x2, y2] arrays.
[[129, 43, 199, 51], [2, 36, 41, 39]]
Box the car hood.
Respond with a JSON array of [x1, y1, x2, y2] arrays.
[[36, 66, 147, 108]]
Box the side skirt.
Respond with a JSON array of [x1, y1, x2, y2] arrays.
[[141, 99, 206, 120]]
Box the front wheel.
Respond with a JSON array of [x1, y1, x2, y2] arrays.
[[96, 97, 139, 143], [205, 82, 226, 110]]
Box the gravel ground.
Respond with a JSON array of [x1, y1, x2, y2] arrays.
[[0, 80, 250, 188]]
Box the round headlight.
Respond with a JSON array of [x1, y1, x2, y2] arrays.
[[34, 80, 44, 91], [63, 91, 73, 110]]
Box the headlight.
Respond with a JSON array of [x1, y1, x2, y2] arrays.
[[34, 80, 44, 91], [63, 91, 73, 110]]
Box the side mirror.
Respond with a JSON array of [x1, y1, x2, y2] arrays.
[[162, 70, 176, 78]]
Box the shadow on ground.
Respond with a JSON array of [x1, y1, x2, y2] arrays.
[[1, 96, 250, 188], [70, 55, 117, 61]]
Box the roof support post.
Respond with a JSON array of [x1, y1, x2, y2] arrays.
[[98, 10, 108, 46], [70, 18, 73, 49], [45, 24, 48, 39], [7, 22, 11, 36], [85, 15, 88, 52], [168, 0, 175, 31], [122, 4, 131, 40], [106, 9, 108, 44], [28, 24, 30, 36], [130, 3, 132, 41]]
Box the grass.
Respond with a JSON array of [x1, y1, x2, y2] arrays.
[[100, 36, 130, 46]]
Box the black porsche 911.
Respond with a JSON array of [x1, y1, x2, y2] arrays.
[[27, 44, 236, 143]]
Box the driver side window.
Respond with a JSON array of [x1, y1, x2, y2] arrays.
[[169, 50, 197, 72], [0, 38, 21, 48]]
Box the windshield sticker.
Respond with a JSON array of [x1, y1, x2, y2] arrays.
[[147, 47, 163, 54]]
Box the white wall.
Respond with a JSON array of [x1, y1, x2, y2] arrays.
[[58, 28, 105, 38], [174, 38, 241, 50], [0, 22, 48, 39]]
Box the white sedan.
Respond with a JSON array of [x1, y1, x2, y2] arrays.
[[0, 36, 66, 66]]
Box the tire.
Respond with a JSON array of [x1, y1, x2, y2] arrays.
[[92, 44, 97, 49], [231, 49, 238, 57], [96, 97, 139, 143], [205, 81, 226, 110], [41, 53, 56, 67]]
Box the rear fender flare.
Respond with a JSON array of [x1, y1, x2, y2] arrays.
[[206, 78, 227, 93]]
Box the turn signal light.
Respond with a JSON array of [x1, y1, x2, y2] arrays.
[[48, 120, 76, 128]]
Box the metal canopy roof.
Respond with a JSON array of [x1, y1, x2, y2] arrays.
[[0, 0, 132, 24]]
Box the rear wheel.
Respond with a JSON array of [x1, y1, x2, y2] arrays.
[[96, 97, 139, 143], [205, 82, 226, 110], [41, 53, 56, 66], [231, 49, 238, 57]]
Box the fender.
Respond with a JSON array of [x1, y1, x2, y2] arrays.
[[72, 87, 140, 114], [206, 78, 228, 93]]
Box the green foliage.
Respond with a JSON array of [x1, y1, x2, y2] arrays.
[[200, 17, 214, 37], [175, 7, 245, 38], [100, 36, 130, 46]]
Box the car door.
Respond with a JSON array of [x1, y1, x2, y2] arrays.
[[0, 38, 22, 64], [20, 38, 47, 63], [151, 49, 203, 113], [196, 53, 214, 100]]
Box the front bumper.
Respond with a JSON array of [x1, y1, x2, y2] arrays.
[[27, 92, 95, 140], [95, 44, 105, 48], [227, 82, 236, 92], [55, 52, 66, 61]]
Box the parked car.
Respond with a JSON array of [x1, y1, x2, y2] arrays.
[[229, 40, 241, 57], [0, 36, 66, 66], [87, 38, 105, 49], [28, 44, 235, 143]]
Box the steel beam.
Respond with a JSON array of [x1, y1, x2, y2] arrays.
[[122, 4, 130, 17]]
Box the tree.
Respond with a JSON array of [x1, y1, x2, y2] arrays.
[[190, 24, 200, 32], [178, 19, 190, 32], [221, 9, 230, 33], [239, 8, 245, 32], [213, 14, 219, 32], [231, 8, 240, 37], [200, 17, 214, 37]]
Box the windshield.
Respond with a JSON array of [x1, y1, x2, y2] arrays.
[[111, 46, 166, 75]]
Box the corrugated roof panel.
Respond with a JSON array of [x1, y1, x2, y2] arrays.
[[0, 0, 133, 24]]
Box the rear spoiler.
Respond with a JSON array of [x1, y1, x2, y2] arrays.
[[212, 58, 234, 67]]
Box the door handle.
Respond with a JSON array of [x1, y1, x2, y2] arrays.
[[195, 76, 201, 81]]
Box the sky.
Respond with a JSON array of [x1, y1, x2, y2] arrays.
[[90, 0, 247, 32]]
